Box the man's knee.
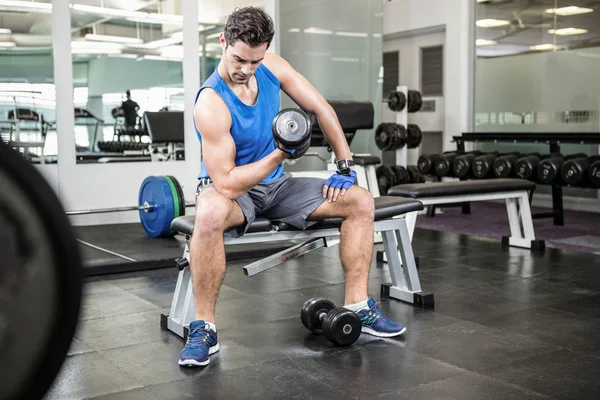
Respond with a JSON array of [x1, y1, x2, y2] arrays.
[[194, 188, 236, 235], [347, 186, 375, 219]]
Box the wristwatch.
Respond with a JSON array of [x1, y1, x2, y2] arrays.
[[336, 159, 354, 175]]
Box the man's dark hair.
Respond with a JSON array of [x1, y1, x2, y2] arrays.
[[224, 6, 275, 49]]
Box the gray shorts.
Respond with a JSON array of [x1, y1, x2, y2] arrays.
[[196, 173, 327, 238]]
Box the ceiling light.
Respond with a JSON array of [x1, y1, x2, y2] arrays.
[[0, 41, 16, 47], [545, 6, 593, 16], [71, 48, 122, 55], [331, 57, 360, 62], [288, 28, 300, 33], [476, 39, 497, 46], [206, 32, 222, 39], [304, 27, 333, 35], [548, 27, 588, 36], [373, 33, 382, 38], [71, 41, 123, 50], [335, 32, 368, 37], [476, 19, 511, 28], [530, 44, 562, 51], [0, 28, 11, 35], [84, 34, 143, 45], [71, 4, 147, 18], [0, 1, 52, 13]]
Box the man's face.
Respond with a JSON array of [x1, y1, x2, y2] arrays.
[[220, 33, 268, 84]]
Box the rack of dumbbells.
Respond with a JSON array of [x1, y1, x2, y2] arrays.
[[375, 85, 425, 195], [417, 132, 600, 225]]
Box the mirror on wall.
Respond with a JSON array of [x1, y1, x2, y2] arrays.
[[68, 0, 196, 164], [0, 2, 56, 164], [474, 0, 600, 199]]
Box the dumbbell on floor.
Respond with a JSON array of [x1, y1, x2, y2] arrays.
[[301, 298, 362, 346]]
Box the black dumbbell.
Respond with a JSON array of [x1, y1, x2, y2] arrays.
[[407, 165, 425, 183], [514, 153, 543, 180], [493, 153, 521, 178], [434, 151, 459, 177], [537, 154, 565, 184], [391, 165, 409, 184], [452, 151, 482, 178], [589, 158, 600, 187], [472, 152, 501, 179], [376, 165, 397, 195], [301, 298, 362, 346], [417, 154, 436, 175], [561, 154, 600, 186]]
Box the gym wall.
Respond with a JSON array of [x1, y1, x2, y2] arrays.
[[382, 0, 474, 154]]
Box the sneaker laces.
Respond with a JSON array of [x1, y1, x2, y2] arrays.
[[187, 326, 210, 347]]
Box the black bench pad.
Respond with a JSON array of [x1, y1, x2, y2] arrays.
[[353, 155, 381, 166], [387, 178, 535, 199], [171, 196, 423, 236]]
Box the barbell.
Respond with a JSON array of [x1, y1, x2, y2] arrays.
[[65, 175, 194, 238]]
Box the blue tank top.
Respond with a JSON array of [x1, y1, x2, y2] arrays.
[[193, 64, 284, 184]]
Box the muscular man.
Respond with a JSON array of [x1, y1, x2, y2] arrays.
[[179, 6, 406, 367]]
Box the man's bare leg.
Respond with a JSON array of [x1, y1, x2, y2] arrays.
[[189, 187, 245, 324], [307, 186, 375, 305]]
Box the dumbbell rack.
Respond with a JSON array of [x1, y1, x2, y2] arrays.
[[394, 85, 409, 167], [453, 132, 600, 226]]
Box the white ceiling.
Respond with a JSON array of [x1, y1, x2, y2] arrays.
[[0, 0, 270, 59], [476, 0, 600, 57]]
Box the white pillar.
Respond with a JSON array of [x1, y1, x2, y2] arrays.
[[182, 0, 201, 172], [444, 0, 475, 152], [51, 0, 75, 202], [264, 0, 280, 55]]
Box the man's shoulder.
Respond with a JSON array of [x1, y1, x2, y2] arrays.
[[262, 52, 292, 81], [194, 88, 231, 123]]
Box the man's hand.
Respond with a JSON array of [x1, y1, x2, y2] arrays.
[[322, 170, 357, 202]]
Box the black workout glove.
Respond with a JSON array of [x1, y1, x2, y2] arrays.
[[322, 170, 357, 202]]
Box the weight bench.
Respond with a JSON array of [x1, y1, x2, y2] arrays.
[[160, 196, 433, 340], [386, 178, 544, 250]]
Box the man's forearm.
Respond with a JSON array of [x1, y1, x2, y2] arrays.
[[217, 150, 289, 199], [315, 106, 353, 162]]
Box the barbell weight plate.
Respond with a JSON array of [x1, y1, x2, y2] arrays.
[[300, 297, 336, 335], [138, 176, 176, 238], [163, 176, 181, 237], [0, 142, 83, 400], [167, 175, 187, 217], [272, 108, 312, 148], [322, 307, 362, 346], [387, 91, 407, 112]]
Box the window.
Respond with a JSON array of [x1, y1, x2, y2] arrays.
[[421, 45, 443, 96]]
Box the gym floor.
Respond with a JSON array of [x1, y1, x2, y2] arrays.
[[45, 228, 600, 400]]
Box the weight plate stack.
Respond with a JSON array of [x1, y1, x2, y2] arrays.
[[391, 165, 408, 184], [407, 90, 423, 113], [387, 91, 407, 112], [375, 123, 394, 151], [407, 166, 425, 183], [406, 124, 422, 149], [376, 165, 397, 194]]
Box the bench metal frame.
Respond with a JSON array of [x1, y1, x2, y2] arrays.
[[161, 216, 433, 340], [404, 190, 541, 249]]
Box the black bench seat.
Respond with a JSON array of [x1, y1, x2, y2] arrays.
[[171, 196, 424, 236], [387, 178, 535, 198]]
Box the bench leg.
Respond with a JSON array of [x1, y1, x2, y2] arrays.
[[503, 194, 545, 251], [380, 220, 434, 308], [243, 238, 326, 276], [161, 244, 195, 340]]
